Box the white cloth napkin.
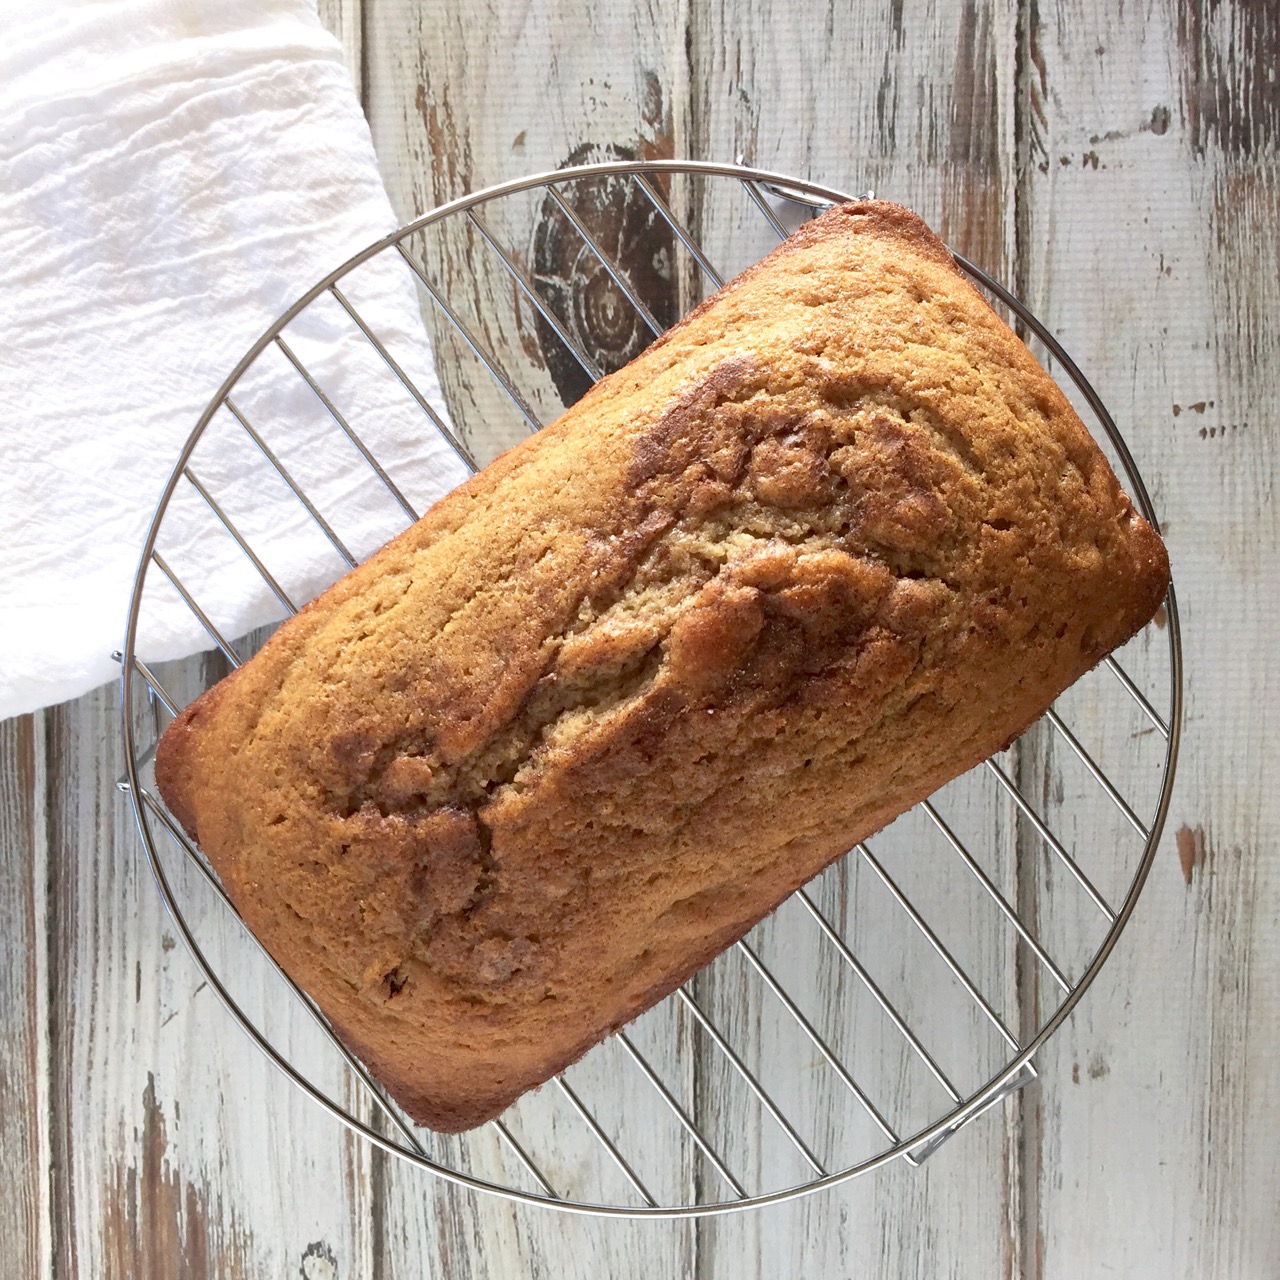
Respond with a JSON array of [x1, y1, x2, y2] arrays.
[[0, 0, 470, 720]]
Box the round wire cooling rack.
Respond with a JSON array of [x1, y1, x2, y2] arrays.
[[119, 160, 1182, 1217]]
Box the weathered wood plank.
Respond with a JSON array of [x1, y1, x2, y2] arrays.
[[44, 670, 374, 1280], [364, 0, 690, 464], [686, 2, 1025, 1276], [0, 714, 51, 1279], [360, 1, 702, 1272], [315, 0, 364, 106], [689, 0, 1018, 269], [31, 12, 381, 1280], [365, 0, 687, 214], [1019, 0, 1280, 1276]]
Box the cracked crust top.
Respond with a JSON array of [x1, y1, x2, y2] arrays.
[[155, 200, 1169, 1132]]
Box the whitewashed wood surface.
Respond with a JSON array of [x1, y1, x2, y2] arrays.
[[1, 1, 1276, 1275]]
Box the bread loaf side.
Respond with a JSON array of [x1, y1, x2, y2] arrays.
[[155, 201, 1169, 1132]]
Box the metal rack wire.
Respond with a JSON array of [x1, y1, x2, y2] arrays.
[[118, 160, 1182, 1217]]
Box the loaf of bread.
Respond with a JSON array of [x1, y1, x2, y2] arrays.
[[154, 200, 1169, 1132]]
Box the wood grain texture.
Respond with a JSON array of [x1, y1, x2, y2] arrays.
[[363, 0, 690, 464], [357, 5, 701, 1275], [4, 15, 378, 1280], [2, 0, 1276, 1275], [0, 715, 51, 1280], [316, 0, 364, 105], [1018, 1, 1280, 1277], [684, 4, 1029, 1277], [44, 672, 374, 1280]]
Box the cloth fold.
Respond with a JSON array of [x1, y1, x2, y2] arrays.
[[0, 0, 469, 720]]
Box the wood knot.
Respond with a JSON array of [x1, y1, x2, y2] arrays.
[[530, 142, 678, 406]]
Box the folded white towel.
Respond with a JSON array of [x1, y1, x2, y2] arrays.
[[0, 0, 469, 720]]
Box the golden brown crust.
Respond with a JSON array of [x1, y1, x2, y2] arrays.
[[154, 200, 1169, 1132]]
